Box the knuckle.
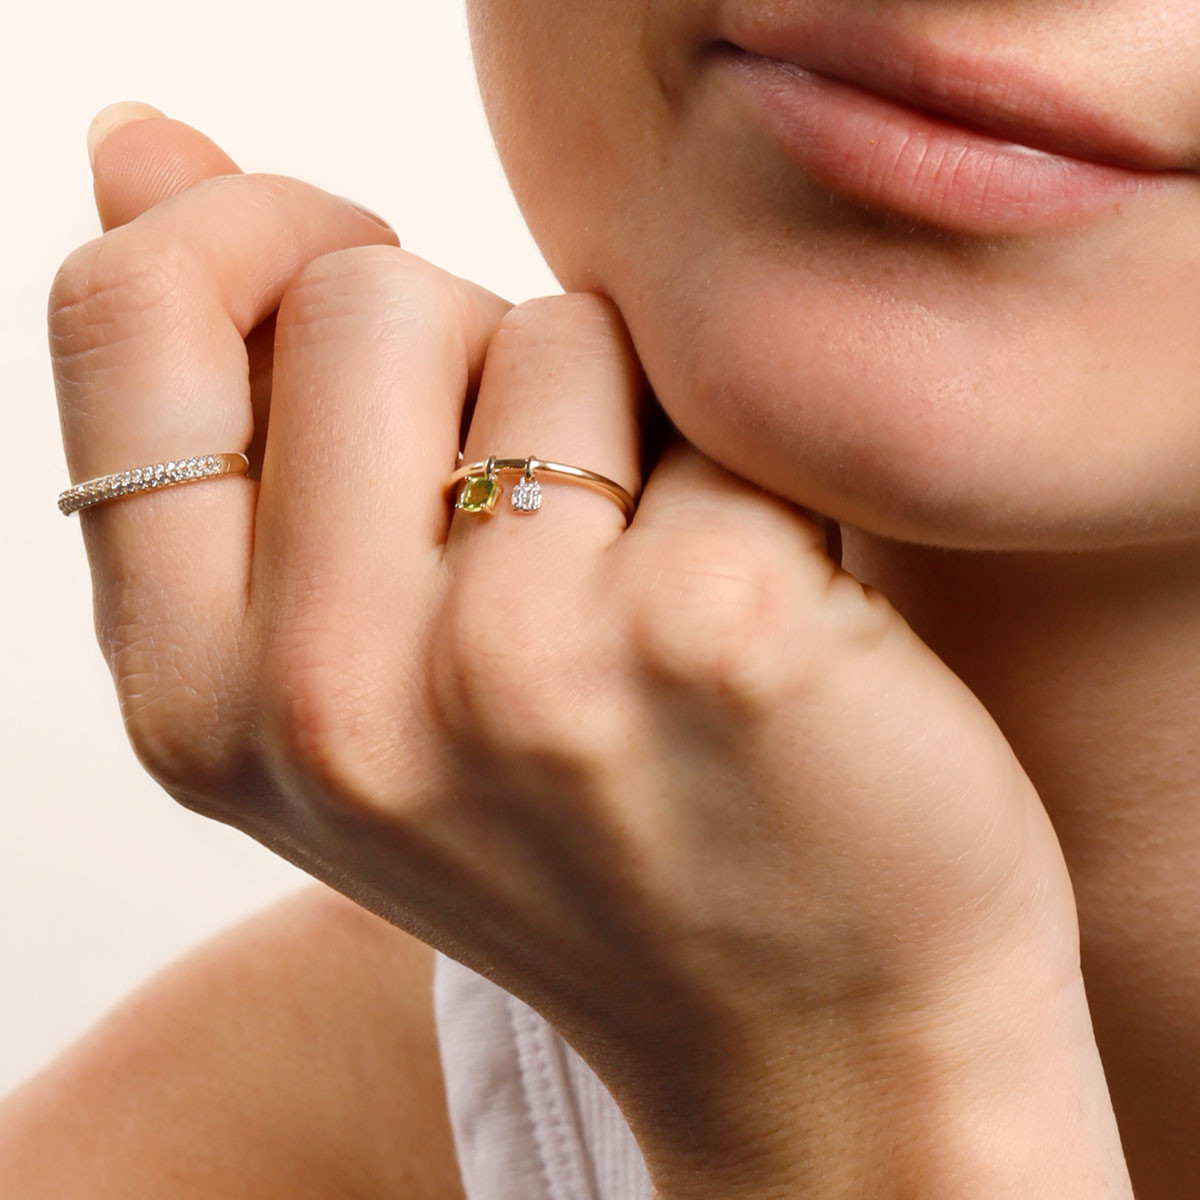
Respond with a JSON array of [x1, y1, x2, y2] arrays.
[[433, 581, 552, 740], [628, 535, 803, 706], [110, 622, 242, 818], [176, 171, 315, 228], [826, 573, 899, 646], [49, 229, 196, 365], [431, 578, 616, 772], [486, 292, 629, 369], [628, 530, 901, 705], [276, 244, 450, 347], [259, 621, 401, 820], [208, 169, 296, 208]]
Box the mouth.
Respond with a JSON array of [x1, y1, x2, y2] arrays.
[[707, 14, 1191, 236]]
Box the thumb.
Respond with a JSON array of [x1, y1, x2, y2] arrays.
[[87, 100, 242, 231]]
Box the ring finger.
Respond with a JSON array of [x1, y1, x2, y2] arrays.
[[428, 294, 648, 767], [444, 293, 648, 572]]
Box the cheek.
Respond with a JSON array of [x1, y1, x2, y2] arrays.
[[466, 0, 677, 287]]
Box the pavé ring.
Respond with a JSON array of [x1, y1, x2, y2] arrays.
[[57, 453, 251, 516]]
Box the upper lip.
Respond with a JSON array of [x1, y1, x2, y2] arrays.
[[714, 10, 1187, 172]]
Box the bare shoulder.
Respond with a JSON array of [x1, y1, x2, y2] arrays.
[[0, 883, 466, 1200]]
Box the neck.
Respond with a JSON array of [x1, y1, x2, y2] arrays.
[[839, 526, 1200, 1200]]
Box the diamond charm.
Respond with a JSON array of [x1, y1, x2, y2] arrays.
[[511, 476, 542, 513], [456, 474, 501, 514]]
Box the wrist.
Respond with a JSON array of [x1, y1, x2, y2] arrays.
[[617, 959, 1131, 1200]]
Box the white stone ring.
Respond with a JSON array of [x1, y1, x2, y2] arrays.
[[57, 452, 250, 516], [445, 456, 637, 526]]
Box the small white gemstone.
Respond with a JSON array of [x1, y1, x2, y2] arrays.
[[511, 478, 542, 512]]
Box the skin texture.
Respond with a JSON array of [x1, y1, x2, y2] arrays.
[[37, 39, 1164, 1189], [461, 1, 1200, 1194], [0, 883, 465, 1200], [40, 106, 1133, 1197], [19, 0, 1198, 1193]]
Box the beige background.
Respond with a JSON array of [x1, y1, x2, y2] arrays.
[[1, 1, 558, 1093]]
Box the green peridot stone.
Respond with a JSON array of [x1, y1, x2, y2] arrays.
[[456, 474, 500, 514]]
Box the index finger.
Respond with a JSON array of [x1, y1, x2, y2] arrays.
[[49, 173, 400, 663]]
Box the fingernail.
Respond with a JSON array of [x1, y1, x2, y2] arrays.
[[340, 195, 398, 237], [87, 101, 167, 171]]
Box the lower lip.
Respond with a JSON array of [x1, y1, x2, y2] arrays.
[[713, 47, 1163, 236]]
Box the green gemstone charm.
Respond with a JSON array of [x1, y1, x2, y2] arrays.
[[456, 474, 501, 514]]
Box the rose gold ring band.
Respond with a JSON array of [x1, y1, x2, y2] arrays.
[[445, 455, 637, 525]]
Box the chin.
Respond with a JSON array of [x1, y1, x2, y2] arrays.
[[608, 238, 1200, 555]]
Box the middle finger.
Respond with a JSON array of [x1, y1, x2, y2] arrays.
[[250, 248, 512, 788]]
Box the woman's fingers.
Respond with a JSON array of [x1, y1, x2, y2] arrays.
[[419, 295, 648, 785], [86, 104, 302, 483], [631, 438, 831, 561], [446, 293, 647, 564], [88, 102, 243, 232], [618, 439, 868, 677], [50, 175, 401, 723], [251, 249, 513, 799]]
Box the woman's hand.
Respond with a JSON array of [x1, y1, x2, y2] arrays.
[[52, 107, 1131, 1198]]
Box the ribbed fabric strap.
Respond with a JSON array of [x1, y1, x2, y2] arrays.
[[433, 949, 653, 1200]]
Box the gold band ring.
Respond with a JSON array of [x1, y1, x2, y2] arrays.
[[57, 453, 250, 516], [445, 456, 637, 525]]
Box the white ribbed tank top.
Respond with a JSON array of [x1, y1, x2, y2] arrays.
[[433, 949, 654, 1200]]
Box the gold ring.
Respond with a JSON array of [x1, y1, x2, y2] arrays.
[[57, 453, 250, 516], [445, 456, 637, 525]]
